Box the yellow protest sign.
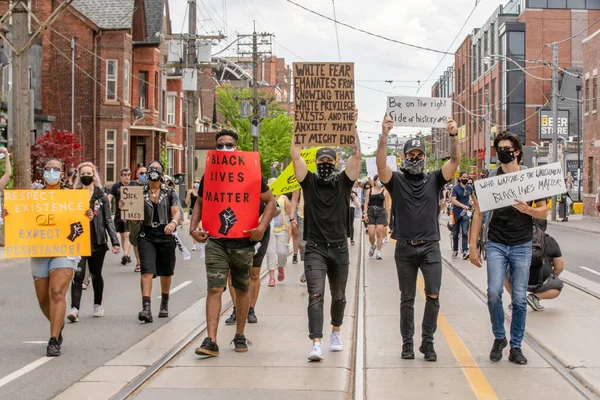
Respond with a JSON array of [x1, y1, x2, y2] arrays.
[[3, 190, 92, 258], [270, 147, 320, 195]]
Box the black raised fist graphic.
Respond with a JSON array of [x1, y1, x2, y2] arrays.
[[67, 222, 84, 242], [218, 207, 237, 236]]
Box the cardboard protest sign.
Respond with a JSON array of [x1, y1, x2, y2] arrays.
[[270, 147, 320, 195], [120, 186, 144, 221], [3, 190, 91, 258], [386, 96, 451, 128], [293, 62, 356, 146], [365, 156, 398, 178], [202, 151, 262, 238], [474, 163, 566, 212]]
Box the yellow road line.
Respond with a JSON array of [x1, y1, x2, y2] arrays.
[[417, 277, 498, 400]]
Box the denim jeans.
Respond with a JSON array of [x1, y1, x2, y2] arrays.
[[452, 213, 470, 253], [486, 240, 532, 349], [394, 241, 442, 344], [304, 241, 350, 339]]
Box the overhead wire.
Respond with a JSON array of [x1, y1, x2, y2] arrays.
[[549, 15, 600, 46]]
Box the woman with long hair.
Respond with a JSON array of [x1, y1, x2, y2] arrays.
[[363, 175, 390, 260], [67, 162, 120, 322], [3, 158, 93, 356]]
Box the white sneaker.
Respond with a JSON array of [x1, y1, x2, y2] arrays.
[[329, 332, 343, 352], [93, 304, 104, 318], [369, 245, 376, 257], [308, 342, 324, 361], [192, 244, 197, 251], [376, 251, 383, 260], [383, 236, 389, 243], [67, 307, 79, 322]]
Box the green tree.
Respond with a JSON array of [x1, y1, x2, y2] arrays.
[[216, 86, 293, 177]]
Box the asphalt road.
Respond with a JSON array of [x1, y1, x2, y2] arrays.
[[0, 224, 207, 400]]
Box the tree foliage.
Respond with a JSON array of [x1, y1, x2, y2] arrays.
[[216, 86, 293, 177], [30, 129, 83, 180]]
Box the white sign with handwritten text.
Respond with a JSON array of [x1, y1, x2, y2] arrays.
[[365, 156, 397, 178], [386, 96, 452, 128], [474, 163, 566, 212]]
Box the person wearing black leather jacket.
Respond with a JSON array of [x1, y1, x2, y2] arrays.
[[67, 162, 120, 323]]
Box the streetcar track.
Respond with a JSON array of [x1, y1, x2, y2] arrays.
[[442, 257, 599, 400]]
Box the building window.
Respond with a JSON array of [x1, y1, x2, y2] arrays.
[[106, 60, 117, 101], [154, 72, 159, 110], [594, 74, 598, 112], [548, 0, 567, 7], [179, 97, 183, 126], [124, 60, 130, 104], [491, 78, 497, 122], [123, 129, 129, 168], [484, 32, 489, 72], [106, 130, 116, 182], [490, 23, 495, 59], [162, 90, 167, 123], [585, 77, 590, 113], [167, 95, 176, 125], [138, 71, 148, 109], [167, 148, 174, 176], [588, 157, 594, 193]]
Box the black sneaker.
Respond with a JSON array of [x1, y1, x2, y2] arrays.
[[292, 254, 298, 264], [47, 337, 61, 357], [195, 337, 219, 357], [231, 333, 250, 353], [125, 256, 132, 264], [225, 307, 236, 325], [419, 341, 437, 362], [490, 338, 508, 362], [58, 322, 65, 345], [508, 347, 528, 365], [247, 307, 258, 324], [401, 343, 415, 359], [121, 256, 128, 265]]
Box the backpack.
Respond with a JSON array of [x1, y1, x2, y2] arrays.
[[531, 220, 546, 272]]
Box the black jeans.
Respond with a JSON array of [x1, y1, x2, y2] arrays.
[[71, 245, 108, 309], [349, 208, 355, 241], [304, 241, 350, 339], [394, 241, 442, 344]]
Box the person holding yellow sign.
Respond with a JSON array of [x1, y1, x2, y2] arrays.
[[3, 158, 94, 357]]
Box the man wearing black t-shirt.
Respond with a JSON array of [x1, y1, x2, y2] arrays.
[[190, 129, 276, 357], [108, 168, 132, 266], [378, 116, 460, 362], [470, 131, 548, 365], [292, 136, 360, 362]]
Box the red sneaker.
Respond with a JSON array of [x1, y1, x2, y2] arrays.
[[278, 267, 285, 282]]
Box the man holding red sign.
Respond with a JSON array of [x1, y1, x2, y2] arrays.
[[190, 128, 276, 357]]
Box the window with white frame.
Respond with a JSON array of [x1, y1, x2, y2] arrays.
[[123, 129, 129, 168], [106, 130, 116, 181], [167, 148, 174, 176], [179, 97, 183, 126], [594, 74, 598, 112], [106, 60, 117, 101], [124, 60, 130, 104], [167, 95, 176, 125]]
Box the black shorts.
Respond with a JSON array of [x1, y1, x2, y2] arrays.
[[138, 227, 176, 277], [368, 206, 388, 226], [253, 227, 271, 267], [529, 274, 564, 293], [115, 219, 129, 233]]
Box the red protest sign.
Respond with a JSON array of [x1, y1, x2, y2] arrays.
[[202, 151, 262, 239]]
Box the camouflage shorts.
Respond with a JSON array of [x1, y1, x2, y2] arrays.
[[205, 240, 254, 292]]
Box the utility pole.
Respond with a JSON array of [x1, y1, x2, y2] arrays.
[[551, 42, 559, 222], [237, 26, 273, 152], [187, 0, 198, 189], [576, 84, 582, 202], [484, 103, 491, 171], [12, 1, 30, 189]]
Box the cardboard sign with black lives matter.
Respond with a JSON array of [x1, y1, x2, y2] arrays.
[[202, 151, 262, 239], [120, 186, 144, 221], [293, 62, 356, 146]]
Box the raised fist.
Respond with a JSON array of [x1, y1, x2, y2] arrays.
[[67, 222, 84, 242], [218, 207, 237, 236]]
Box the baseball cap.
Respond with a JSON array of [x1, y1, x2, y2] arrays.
[[404, 138, 426, 155], [316, 147, 337, 162]]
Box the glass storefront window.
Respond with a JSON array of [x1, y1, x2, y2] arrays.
[[548, 0, 567, 7]]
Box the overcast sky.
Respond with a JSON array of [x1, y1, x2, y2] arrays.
[[169, 0, 502, 153]]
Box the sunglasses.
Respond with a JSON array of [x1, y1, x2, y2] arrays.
[[498, 146, 515, 152], [139, 172, 147, 176], [121, 172, 131, 176], [44, 167, 62, 172], [216, 143, 235, 150]]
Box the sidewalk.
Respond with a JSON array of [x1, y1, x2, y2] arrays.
[[548, 214, 600, 234]]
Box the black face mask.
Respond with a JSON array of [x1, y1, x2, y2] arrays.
[[80, 176, 94, 186], [148, 169, 162, 182], [460, 179, 469, 185], [404, 157, 425, 175], [498, 149, 516, 164], [316, 162, 336, 181]]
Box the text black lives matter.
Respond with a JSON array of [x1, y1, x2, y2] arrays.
[[204, 154, 251, 203]]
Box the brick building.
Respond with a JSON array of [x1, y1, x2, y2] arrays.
[[582, 28, 600, 216], [432, 0, 600, 175], [0, 0, 187, 185]]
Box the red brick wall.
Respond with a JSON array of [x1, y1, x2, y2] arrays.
[[582, 29, 600, 216], [453, 36, 472, 157]]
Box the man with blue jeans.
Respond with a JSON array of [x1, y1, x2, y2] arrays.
[[469, 131, 548, 365], [451, 171, 472, 260]]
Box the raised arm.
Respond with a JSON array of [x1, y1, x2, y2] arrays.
[[441, 118, 460, 182], [291, 136, 308, 183], [0, 149, 11, 191], [377, 114, 394, 184], [345, 135, 361, 181]]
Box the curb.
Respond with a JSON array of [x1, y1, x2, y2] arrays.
[[547, 221, 600, 236]]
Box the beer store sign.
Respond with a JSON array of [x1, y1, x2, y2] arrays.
[[539, 109, 569, 141]]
